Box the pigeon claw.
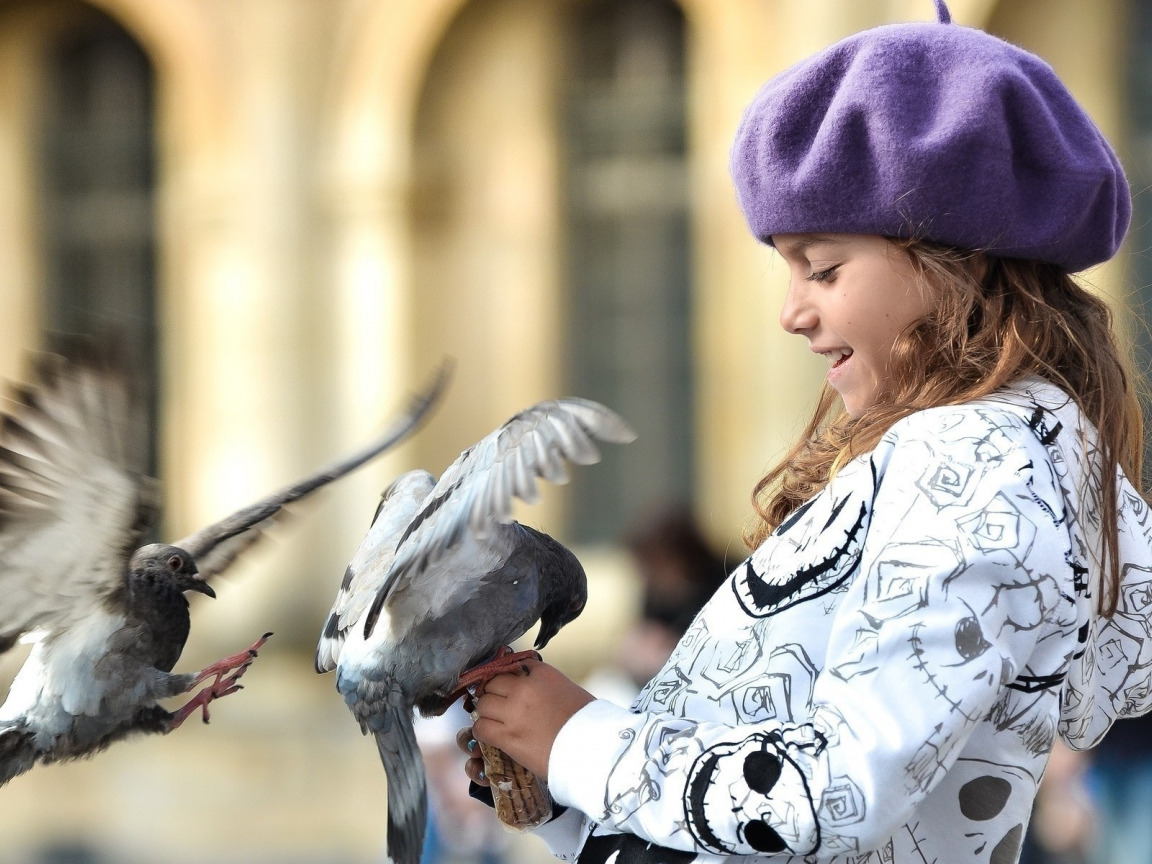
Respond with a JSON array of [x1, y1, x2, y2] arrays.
[[188, 632, 272, 689], [167, 667, 248, 731], [166, 633, 271, 733], [449, 646, 543, 708]]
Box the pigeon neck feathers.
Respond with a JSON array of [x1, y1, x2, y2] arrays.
[[124, 573, 192, 672]]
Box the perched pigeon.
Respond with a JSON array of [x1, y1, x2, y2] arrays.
[[0, 351, 449, 786], [315, 399, 636, 864]]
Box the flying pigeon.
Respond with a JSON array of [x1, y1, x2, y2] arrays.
[[314, 398, 635, 864], [0, 350, 449, 786]]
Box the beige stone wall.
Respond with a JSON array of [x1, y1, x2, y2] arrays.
[[0, 0, 1136, 859], [984, 0, 1133, 344]]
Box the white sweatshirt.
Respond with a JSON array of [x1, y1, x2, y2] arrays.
[[536, 378, 1152, 864]]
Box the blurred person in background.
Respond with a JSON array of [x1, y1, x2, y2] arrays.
[[583, 506, 730, 706], [1019, 741, 1095, 864], [416, 705, 509, 864], [627, 506, 731, 639], [1084, 713, 1152, 864]]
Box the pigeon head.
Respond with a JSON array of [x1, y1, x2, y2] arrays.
[[533, 542, 588, 650], [555, 587, 587, 631], [128, 544, 216, 598]]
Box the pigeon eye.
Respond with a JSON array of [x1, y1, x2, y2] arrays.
[[168, 556, 182, 571]]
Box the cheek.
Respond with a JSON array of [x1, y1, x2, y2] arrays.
[[858, 293, 927, 359], [844, 310, 888, 354]]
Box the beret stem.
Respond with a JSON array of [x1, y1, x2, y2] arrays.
[[934, 0, 952, 24]]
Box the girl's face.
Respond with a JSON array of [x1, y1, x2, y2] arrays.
[[773, 233, 933, 417]]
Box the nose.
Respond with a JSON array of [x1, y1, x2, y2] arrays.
[[779, 280, 817, 334]]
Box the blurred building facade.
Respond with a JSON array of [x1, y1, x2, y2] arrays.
[[0, 0, 1136, 862]]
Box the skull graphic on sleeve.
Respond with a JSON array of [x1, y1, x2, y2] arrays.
[[683, 728, 824, 856]]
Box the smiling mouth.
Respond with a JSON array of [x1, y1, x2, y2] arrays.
[[825, 348, 853, 369]]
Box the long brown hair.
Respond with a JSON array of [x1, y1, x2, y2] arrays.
[[745, 241, 1146, 616]]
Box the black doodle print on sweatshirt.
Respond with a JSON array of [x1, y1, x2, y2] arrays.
[[683, 730, 823, 856], [578, 833, 698, 864], [563, 385, 1152, 864], [733, 495, 867, 619]]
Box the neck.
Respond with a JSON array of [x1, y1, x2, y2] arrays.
[[128, 573, 189, 617]]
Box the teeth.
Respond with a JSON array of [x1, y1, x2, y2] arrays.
[[825, 348, 853, 363]]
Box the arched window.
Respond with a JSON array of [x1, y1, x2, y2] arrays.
[[407, 0, 692, 543], [564, 0, 691, 542], [40, 10, 157, 471]]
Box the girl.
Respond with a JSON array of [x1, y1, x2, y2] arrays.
[[462, 2, 1152, 862]]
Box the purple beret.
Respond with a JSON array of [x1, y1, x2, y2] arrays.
[[730, 1, 1130, 272]]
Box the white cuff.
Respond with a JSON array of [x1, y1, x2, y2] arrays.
[[547, 699, 642, 819], [531, 807, 588, 861]]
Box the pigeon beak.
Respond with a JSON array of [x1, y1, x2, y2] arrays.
[[188, 577, 216, 599]]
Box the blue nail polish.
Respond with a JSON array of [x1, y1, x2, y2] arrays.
[[467, 739, 477, 752], [479, 769, 486, 781]]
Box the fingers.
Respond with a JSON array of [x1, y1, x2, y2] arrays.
[[470, 715, 503, 749], [472, 659, 543, 721], [478, 658, 540, 697], [472, 692, 514, 725], [464, 753, 488, 786], [456, 725, 475, 755], [456, 725, 489, 786], [471, 659, 575, 730], [469, 670, 529, 727]]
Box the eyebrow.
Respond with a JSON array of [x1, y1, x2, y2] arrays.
[[776, 234, 844, 256]]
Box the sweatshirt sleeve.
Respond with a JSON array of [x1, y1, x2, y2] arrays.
[[547, 408, 1077, 857], [530, 806, 591, 861]]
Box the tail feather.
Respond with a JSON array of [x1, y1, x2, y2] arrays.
[[373, 704, 428, 864], [0, 722, 37, 787]]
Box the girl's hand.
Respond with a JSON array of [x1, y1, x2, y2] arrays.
[[468, 658, 594, 780], [456, 724, 488, 787]]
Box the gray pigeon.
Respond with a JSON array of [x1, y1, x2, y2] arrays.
[[0, 351, 449, 786], [314, 398, 635, 864]]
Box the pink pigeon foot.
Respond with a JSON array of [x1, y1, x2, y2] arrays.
[[167, 632, 272, 731], [449, 645, 543, 709]]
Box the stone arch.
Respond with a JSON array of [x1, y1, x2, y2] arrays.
[[318, 0, 472, 443], [73, 0, 227, 170], [0, 0, 227, 285], [0, 0, 232, 537], [71, 0, 231, 538], [320, 0, 776, 538], [317, 0, 547, 566], [321, 0, 885, 541]]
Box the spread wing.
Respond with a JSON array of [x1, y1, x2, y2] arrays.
[[314, 469, 436, 672], [174, 361, 451, 581], [361, 398, 635, 637], [0, 351, 155, 653]]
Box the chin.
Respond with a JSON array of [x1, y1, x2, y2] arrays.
[[837, 383, 880, 419], [833, 389, 864, 418]]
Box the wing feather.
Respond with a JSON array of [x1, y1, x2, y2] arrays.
[[314, 470, 435, 672], [361, 398, 635, 637], [0, 350, 154, 651], [0, 445, 59, 486], [175, 360, 450, 581], [512, 445, 538, 504]]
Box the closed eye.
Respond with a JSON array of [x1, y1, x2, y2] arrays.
[[806, 264, 841, 283]]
